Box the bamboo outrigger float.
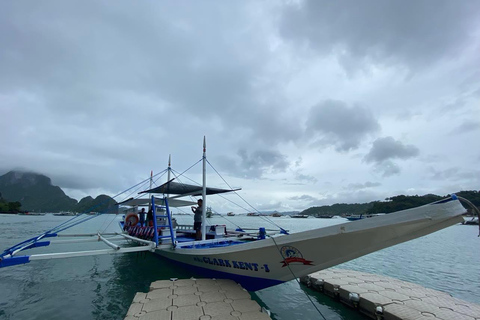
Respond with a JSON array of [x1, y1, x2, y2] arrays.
[[0, 137, 472, 291]]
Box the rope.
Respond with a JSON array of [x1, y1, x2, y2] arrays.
[[269, 235, 328, 320], [98, 169, 169, 234], [457, 196, 480, 236], [206, 159, 287, 232], [171, 169, 243, 229]]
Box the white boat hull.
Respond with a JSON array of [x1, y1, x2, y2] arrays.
[[154, 198, 465, 290]]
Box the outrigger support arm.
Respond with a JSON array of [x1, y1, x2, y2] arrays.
[[0, 243, 156, 268], [97, 233, 120, 250]]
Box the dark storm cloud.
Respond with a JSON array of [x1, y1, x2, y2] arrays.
[[280, 0, 480, 71], [306, 100, 380, 152], [364, 137, 419, 164], [364, 137, 419, 177], [451, 120, 480, 135], [0, 1, 301, 190], [0, 1, 303, 179], [217, 148, 290, 179], [0, 1, 257, 115]]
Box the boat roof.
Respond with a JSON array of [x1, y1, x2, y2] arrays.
[[139, 181, 240, 197], [117, 197, 196, 207]]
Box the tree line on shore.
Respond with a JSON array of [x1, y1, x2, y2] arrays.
[[300, 190, 480, 216], [0, 193, 22, 213]]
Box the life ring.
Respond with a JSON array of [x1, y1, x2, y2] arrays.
[[125, 213, 139, 226]]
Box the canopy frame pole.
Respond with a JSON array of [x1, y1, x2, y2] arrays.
[[152, 196, 159, 246], [202, 136, 207, 241]]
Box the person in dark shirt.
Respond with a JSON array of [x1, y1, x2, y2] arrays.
[[191, 199, 203, 240], [139, 208, 146, 227], [146, 209, 153, 227]]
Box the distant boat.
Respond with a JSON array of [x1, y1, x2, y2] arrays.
[[247, 212, 259, 216], [316, 214, 334, 219], [53, 212, 76, 216], [17, 212, 46, 216], [227, 212, 235, 216], [346, 214, 375, 221], [462, 217, 479, 225], [291, 214, 309, 218]]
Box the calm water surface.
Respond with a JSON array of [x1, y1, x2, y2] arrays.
[[0, 214, 479, 320]]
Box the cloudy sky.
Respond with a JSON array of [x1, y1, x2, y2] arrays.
[[1, 1, 479, 213]]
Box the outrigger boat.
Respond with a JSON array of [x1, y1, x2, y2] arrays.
[[0, 138, 476, 291]]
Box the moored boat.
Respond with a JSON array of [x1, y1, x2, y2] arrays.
[[0, 138, 473, 293], [316, 214, 334, 219], [291, 214, 309, 218]]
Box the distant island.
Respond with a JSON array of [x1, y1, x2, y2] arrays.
[[0, 170, 478, 216], [299, 191, 480, 216], [0, 171, 117, 214]]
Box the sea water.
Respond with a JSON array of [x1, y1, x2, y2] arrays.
[[0, 214, 479, 320]]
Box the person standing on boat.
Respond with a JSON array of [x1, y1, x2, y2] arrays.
[[191, 199, 203, 240], [138, 208, 146, 227], [146, 208, 153, 227]]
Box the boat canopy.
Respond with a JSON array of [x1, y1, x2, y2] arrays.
[[140, 181, 240, 197], [116, 197, 196, 207]]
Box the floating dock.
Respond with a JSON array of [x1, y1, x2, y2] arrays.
[[300, 268, 480, 320], [124, 278, 271, 320]]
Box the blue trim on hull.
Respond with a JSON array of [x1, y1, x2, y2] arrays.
[[433, 194, 457, 204], [154, 253, 284, 291], [0, 255, 30, 268]]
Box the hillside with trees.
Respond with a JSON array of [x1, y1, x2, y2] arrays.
[[0, 192, 22, 213], [300, 191, 479, 216], [300, 202, 374, 216], [0, 171, 117, 213], [367, 191, 480, 214]]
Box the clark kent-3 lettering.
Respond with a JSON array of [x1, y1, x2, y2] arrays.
[[193, 257, 270, 272]]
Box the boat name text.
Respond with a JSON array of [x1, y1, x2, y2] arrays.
[[194, 257, 270, 272]]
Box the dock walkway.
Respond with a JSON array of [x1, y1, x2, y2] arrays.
[[301, 268, 480, 320], [125, 278, 271, 320]]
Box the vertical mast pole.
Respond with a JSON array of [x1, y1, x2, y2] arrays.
[[148, 171, 153, 212], [168, 154, 171, 181], [202, 137, 207, 241]]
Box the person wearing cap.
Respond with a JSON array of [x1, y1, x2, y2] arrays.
[[138, 208, 146, 227], [191, 199, 203, 240]]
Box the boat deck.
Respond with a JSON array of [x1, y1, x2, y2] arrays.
[[301, 268, 480, 320], [124, 278, 271, 320]]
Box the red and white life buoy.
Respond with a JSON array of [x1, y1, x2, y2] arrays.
[[125, 213, 139, 226]]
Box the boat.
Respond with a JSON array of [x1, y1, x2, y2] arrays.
[[0, 138, 475, 292], [291, 214, 309, 218], [17, 212, 46, 216], [346, 214, 374, 221], [462, 217, 479, 225], [227, 212, 235, 216], [316, 214, 334, 219], [53, 212, 76, 216]]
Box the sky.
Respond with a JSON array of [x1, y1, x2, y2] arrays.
[[1, 0, 479, 213]]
